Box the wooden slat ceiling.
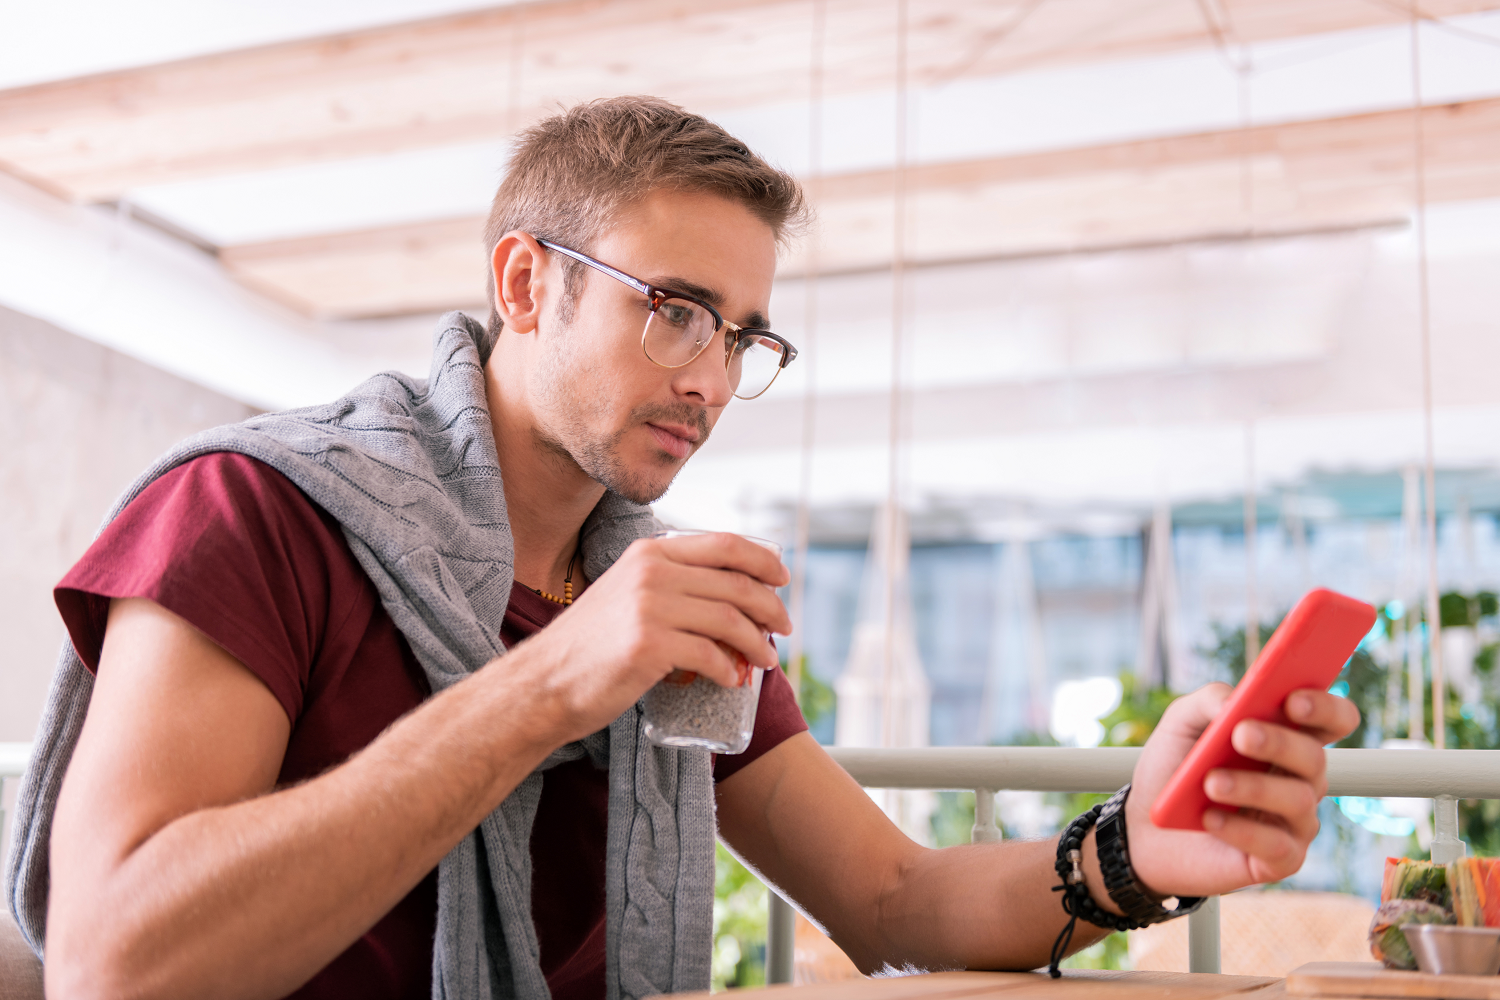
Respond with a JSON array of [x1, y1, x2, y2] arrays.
[[220, 98, 1500, 318], [2, 0, 1499, 200]]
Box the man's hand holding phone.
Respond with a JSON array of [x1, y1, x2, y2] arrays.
[[1118, 588, 1371, 900], [1126, 683, 1361, 898]]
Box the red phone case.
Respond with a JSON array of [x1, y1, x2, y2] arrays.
[[1148, 588, 1377, 831]]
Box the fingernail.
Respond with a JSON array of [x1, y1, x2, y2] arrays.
[[1239, 722, 1265, 751], [1203, 810, 1226, 832], [1207, 773, 1235, 798], [1289, 694, 1312, 719]]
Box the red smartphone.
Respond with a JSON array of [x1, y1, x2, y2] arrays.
[[1149, 587, 1377, 831]]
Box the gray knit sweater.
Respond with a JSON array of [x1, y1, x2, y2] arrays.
[[3, 312, 716, 1000]]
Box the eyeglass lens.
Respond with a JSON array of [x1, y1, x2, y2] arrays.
[[643, 297, 786, 399], [726, 333, 786, 400]]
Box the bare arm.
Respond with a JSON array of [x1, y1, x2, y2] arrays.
[[716, 686, 1360, 974], [46, 597, 560, 1000], [46, 533, 792, 1000], [714, 733, 1111, 973]]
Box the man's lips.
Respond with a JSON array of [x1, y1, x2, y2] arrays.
[[646, 422, 698, 460]]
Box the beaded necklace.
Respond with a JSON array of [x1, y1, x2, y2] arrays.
[[531, 543, 580, 606]]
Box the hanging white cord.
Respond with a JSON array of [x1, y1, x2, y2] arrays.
[[1196, 0, 1263, 671], [1235, 40, 1260, 671], [1244, 423, 1260, 670], [928, 0, 1048, 88], [1364, 0, 1500, 50], [786, 0, 826, 705], [1410, 4, 1445, 749], [880, 0, 910, 749]]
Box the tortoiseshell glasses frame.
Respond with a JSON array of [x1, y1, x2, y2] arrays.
[[537, 238, 798, 400]]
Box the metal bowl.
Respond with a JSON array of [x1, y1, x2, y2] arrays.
[[1402, 924, 1500, 976]]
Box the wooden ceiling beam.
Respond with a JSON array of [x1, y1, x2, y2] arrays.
[[217, 97, 1500, 318], [220, 217, 488, 318], [4, 0, 1498, 201]]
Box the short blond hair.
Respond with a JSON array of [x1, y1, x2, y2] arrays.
[[481, 96, 808, 349]]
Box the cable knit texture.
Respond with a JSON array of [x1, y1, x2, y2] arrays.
[[4, 312, 716, 1000]]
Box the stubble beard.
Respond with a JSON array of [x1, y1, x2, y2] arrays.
[[568, 400, 712, 504], [534, 334, 713, 506]]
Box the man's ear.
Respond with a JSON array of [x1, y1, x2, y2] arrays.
[[491, 232, 550, 335]]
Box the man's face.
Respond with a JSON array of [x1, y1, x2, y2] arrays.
[[528, 189, 778, 504]]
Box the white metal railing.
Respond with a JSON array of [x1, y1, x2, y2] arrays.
[[6, 742, 1495, 981], [760, 746, 1500, 981]]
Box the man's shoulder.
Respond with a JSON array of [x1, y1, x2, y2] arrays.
[[136, 450, 346, 543], [72, 448, 371, 621]]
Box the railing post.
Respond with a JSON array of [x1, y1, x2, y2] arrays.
[[1432, 794, 1467, 864], [971, 789, 1001, 843], [1188, 896, 1220, 974], [767, 891, 796, 984]]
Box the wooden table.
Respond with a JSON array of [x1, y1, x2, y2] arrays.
[[672, 969, 1288, 999]]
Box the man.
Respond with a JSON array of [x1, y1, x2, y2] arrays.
[[9, 97, 1356, 1000]]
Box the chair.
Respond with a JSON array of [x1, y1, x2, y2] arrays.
[[0, 912, 43, 1000], [1129, 890, 1375, 976]]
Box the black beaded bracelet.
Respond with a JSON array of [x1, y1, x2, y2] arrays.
[[1047, 785, 1201, 978], [1047, 803, 1133, 978]]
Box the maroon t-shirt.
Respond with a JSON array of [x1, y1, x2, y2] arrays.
[[55, 452, 807, 1000]]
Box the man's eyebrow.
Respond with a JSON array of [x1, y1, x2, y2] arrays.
[[651, 275, 724, 307], [651, 276, 772, 330]]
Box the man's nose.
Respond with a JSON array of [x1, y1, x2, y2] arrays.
[[672, 333, 735, 407]]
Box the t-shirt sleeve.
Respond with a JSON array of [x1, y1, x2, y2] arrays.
[[54, 452, 347, 724], [713, 661, 810, 783]]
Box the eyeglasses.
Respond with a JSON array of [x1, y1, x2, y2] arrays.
[[536, 239, 797, 400]]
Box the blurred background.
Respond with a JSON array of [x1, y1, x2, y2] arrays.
[[4, 0, 1500, 984]]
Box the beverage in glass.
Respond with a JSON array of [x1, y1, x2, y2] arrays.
[[641, 530, 782, 753]]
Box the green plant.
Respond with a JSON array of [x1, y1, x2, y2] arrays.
[[930, 791, 977, 849], [1334, 646, 1385, 750], [712, 843, 768, 989], [1098, 672, 1178, 748], [1201, 614, 1385, 749], [782, 655, 836, 729], [1440, 591, 1499, 628], [708, 658, 834, 990], [1202, 619, 1282, 684], [1060, 931, 1132, 971]]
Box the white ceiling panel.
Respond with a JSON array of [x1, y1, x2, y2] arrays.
[[0, 0, 522, 90], [126, 140, 509, 247], [113, 11, 1500, 250]]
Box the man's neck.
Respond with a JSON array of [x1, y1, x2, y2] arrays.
[[484, 366, 606, 595]]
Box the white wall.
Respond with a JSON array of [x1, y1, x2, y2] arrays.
[[0, 305, 255, 741]]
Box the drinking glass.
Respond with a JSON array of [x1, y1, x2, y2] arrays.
[[642, 529, 782, 753]]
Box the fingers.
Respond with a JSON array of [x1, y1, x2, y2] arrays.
[[1229, 720, 1327, 795], [688, 565, 792, 635], [660, 631, 745, 689], [652, 532, 791, 590], [1200, 808, 1309, 882], [1203, 767, 1321, 843], [648, 550, 793, 636], [1128, 684, 1354, 899], [1209, 698, 1333, 851], [665, 594, 780, 671], [1155, 682, 1232, 740], [1283, 688, 1361, 746], [1126, 683, 1235, 809]]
